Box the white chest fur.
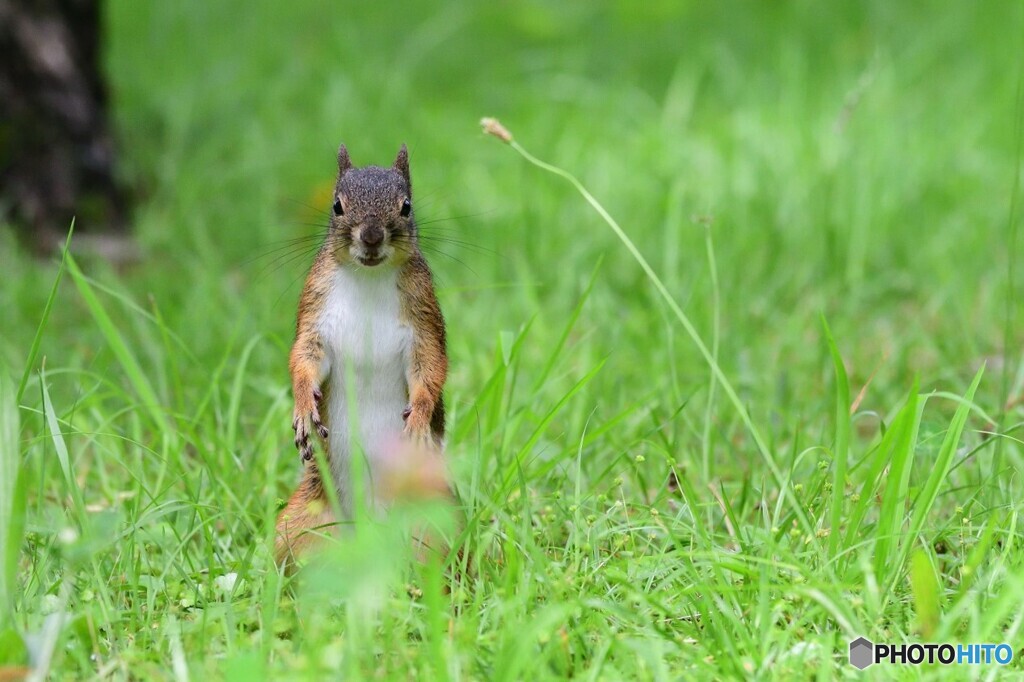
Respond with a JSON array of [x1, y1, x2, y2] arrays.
[[317, 266, 412, 506]]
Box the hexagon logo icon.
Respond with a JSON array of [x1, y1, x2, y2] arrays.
[[849, 637, 874, 669]]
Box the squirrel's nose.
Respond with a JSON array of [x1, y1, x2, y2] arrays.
[[361, 227, 384, 248]]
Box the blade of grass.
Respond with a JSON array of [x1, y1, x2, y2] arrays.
[[493, 359, 607, 501], [40, 365, 87, 526], [873, 381, 922, 583], [226, 334, 263, 454], [0, 368, 26, 626], [531, 256, 601, 394], [885, 366, 984, 597], [16, 223, 73, 404], [822, 317, 851, 558], [908, 549, 940, 639], [843, 387, 914, 551], [512, 358, 606, 466], [65, 253, 169, 433], [701, 224, 721, 483], [1000, 31, 1024, 436], [75, 272, 199, 364]]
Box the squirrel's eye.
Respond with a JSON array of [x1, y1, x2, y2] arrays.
[[332, 199, 344, 216], [400, 198, 411, 217]]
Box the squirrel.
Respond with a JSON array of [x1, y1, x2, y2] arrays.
[[274, 143, 448, 566]]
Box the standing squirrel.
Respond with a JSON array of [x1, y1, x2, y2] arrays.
[[274, 143, 447, 565]]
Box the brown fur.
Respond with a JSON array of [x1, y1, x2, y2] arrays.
[[289, 250, 331, 462], [274, 143, 448, 568], [398, 252, 448, 444], [273, 462, 333, 565]]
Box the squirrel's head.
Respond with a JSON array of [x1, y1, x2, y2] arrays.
[[327, 143, 417, 269]]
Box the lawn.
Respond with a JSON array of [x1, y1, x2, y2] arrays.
[[2, 1, 1023, 679]]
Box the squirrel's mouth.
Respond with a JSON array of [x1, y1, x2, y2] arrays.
[[357, 255, 385, 267]]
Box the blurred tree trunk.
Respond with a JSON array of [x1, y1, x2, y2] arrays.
[[0, 0, 128, 252]]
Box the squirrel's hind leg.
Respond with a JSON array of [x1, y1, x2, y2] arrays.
[[274, 466, 336, 570]]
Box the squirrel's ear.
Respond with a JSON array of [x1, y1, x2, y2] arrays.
[[393, 144, 410, 185], [337, 144, 353, 175]]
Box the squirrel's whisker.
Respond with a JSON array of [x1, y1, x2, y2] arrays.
[[249, 233, 326, 253], [412, 242, 478, 276], [413, 235, 495, 256], [243, 238, 327, 267], [269, 265, 316, 310], [283, 198, 333, 218], [253, 244, 324, 281], [415, 209, 498, 228]]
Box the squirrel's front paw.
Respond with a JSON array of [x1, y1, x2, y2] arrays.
[[403, 402, 439, 450], [293, 389, 328, 461]]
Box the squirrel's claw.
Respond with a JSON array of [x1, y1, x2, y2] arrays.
[[292, 415, 310, 458], [293, 422, 315, 462], [292, 391, 327, 463], [313, 412, 328, 439]]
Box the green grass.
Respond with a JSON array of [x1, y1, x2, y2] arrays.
[[2, 1, 1024, 679]]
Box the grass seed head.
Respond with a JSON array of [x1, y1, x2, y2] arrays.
[[480, 117, 513, 143]]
